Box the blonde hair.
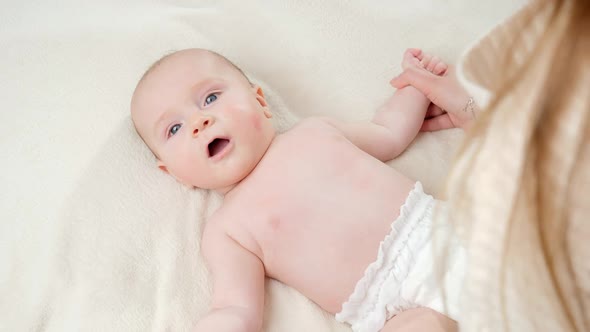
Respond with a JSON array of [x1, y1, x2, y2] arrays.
[[443, 0, 589, 330]]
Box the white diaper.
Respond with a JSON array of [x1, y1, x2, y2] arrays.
[[335, 182, 466, 332]]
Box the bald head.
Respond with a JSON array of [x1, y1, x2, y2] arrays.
[[137, 49, 251, 89], [130, 48, 255, 159]]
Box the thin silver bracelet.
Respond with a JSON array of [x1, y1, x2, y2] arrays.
[[462, 97, 477, 119]]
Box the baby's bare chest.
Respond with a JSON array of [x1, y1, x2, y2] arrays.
[[252, 124, 396, 205], [228, 123, 413, 256]]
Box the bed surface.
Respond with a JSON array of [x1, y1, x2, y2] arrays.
[[0, 1, 524, 330]]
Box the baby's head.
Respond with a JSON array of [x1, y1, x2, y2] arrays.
[[131, 49, 275, 193]]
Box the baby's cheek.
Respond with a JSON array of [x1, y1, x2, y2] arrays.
[[250, 113, 262, 131], [174, 153, 200, 181]]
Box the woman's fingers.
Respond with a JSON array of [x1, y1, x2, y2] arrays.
[[425, 104, 445, 118], [390, 66, 437, 98], [392, 64, 471, 117], [420, 114, 455, 132]]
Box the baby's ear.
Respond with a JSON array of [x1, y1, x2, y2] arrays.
[[252, 85, 268, 107], [157, 159, 170, 174]]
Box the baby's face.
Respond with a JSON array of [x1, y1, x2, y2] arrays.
[[131, 49, 275, 192]]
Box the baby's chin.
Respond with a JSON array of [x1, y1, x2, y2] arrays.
[[189, 156, 263, 192]]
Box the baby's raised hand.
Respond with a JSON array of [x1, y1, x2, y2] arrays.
[[401, 48, 448, 76], [393, 48, 474, 131]]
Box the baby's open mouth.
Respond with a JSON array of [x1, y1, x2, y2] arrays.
[[207, 138, 230, 158]]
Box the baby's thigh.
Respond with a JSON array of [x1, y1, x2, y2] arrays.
[[380, 308, 457, 332]]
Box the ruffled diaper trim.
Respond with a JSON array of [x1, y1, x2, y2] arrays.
[[335, 182, 434, 332]]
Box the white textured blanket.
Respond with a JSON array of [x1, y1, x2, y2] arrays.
[[0, 1, 523, 331]]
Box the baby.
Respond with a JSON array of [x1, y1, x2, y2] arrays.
[[131, 48, 465, 332]]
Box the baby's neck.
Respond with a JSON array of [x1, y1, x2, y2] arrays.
[[214, 134, 279, 198], [214, 184, 237, 197]]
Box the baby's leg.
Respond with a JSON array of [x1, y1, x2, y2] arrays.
[[380, 307, 458, 332]]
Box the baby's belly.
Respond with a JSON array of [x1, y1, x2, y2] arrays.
[[260, 176, 415, 314], [247, 122, 418, 313]]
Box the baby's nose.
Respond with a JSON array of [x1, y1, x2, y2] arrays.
[[192, 115, 214, 137]]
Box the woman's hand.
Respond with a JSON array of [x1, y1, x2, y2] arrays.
[[391, 49, 476, 131]]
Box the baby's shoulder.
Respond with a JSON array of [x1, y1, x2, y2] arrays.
[[201, 205, 264, 259], [203, 203, 240, 231], [296, 116, 336, 128], [201, 207, 240, 246], [201, 210, 227, 239], [276, 117, 350, 152], [203, 197, 263, 232], [287, 116, 341, 136]]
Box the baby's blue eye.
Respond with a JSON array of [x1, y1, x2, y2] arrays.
[[205, 93, 218, 105], [168, 124, 181, 137]]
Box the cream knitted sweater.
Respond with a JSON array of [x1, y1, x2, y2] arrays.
[[454, 2, 590, 331]]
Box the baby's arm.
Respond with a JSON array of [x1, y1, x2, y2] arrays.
[[374, 85, 430, 157], [322, 86, 428, 161], [323, 50, 446, 161], [194, 221, 265, 332]]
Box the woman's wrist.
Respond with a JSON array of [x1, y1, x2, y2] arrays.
[[462, 97, 477, 119], [457, 96, 479, 130]]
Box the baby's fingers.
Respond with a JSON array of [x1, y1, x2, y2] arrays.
[[426, 56, 441, 72], [434, 62, 448, 76], [402, 48, 425, 70], [406, 48, 424, 60], [420, 54, 433, 70]]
